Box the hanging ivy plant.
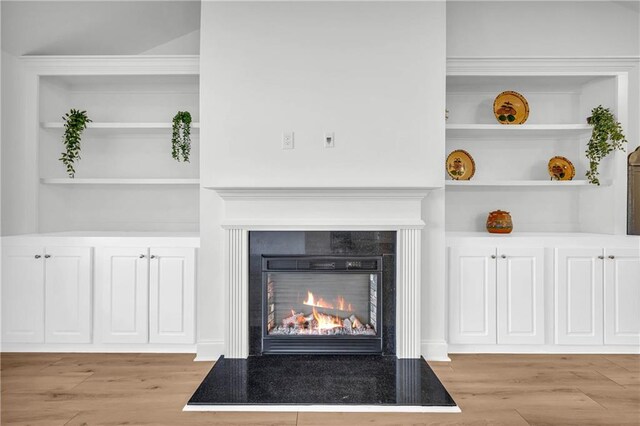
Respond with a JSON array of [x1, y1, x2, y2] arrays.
[[60, 109, 92, 178], [585, 105, 627, 185], [172, 111, 192, 162]]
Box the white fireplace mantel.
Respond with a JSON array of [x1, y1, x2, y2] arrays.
[[207, 185, 439, 359]]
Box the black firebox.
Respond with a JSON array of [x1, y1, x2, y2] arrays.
[[262, 256, 383, 354], [249, 231, 396, 356]]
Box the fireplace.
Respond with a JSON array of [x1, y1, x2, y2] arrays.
[[249, 231, 396, 356], [262, 256, 383, 354]]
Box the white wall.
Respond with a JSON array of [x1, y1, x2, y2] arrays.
[[1, 53, 35, 235], [198, 1, 447, 359], [201, 1, 445, 188], [447, 1, 639, 58]]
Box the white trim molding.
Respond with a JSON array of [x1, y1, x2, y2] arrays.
[[224, 229, 249, 359], [396, 229, 422, 359], [421, 340, 451, 362], [212, 186, 433, 359], [194, 340, 225, 361], [447, 56, 640, 75]]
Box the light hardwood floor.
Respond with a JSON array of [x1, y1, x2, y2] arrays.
[[1, 353, 638, 425]]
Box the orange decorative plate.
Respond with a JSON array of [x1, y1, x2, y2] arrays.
[[548, 156, 575, 181], [446, 149, 475, 180], [493, 91, 529, 125]]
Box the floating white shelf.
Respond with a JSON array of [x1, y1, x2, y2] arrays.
[[41, 122, 200, 130], [446, 124, 591, 131], [40, 178, 200, 185], [446, 123, 591, 139], [445, 180, 610, 187]]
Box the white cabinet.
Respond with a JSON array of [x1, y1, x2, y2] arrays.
[[2, 246, 92, 344], [604, 248, 640, 346], [96, 247, 196, 344], [556, 248, 604, 345], [449, 246, 544, 345], [449, 247, 497, 344], [44, 247, 92, 343], [2, 247, 46, 343], [149, 248, 196, 344], [97, 247, 150, 344], [556, 247, 639, 346], [497, 248, 545, 345]]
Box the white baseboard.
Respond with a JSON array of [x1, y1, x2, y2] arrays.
[[448, 344, 640, 354], [194, 340, 225, 361], [421, 340, 450, 361], [0, 343, 196, 353]]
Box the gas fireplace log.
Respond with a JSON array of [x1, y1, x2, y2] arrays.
[[349, 315, 363, 329], [282, 312, 305, 327]]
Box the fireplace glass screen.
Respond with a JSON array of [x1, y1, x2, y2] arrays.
[[266, 272, 378, 336], [261, 256, 383, 353]]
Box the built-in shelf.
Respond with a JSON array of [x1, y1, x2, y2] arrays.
[[41, 122, 200, 131], [446, 123, 591, 138], [445, 180, 610, 187], [40, 178, 200, 185]]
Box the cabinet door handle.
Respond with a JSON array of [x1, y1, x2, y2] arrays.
[[139, 254, 146, 259], [598, 255, 604, 259], [608, 255, 615, 259], [150, 255, 156, 259], [44, 254, 51, 259], [501, 254, 507, 259], [34, 254, 41, 259], [491, 255, 496, 259]]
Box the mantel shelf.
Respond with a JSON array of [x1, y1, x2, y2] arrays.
[[446, 180, 610, 187], [41, 122, 200, 130], [40, 178, 200, 185]]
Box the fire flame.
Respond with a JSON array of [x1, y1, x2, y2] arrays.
[[312, 307, 342, 330], [303, 291, 334, 309], [303, 291, 353, 312]]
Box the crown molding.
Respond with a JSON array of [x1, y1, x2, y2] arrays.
[[447, 56, 640, 75], [20, 55, 199, 75]]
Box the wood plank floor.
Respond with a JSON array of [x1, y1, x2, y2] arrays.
[[1, 353, 638, 425]]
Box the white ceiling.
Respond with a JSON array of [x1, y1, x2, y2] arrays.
[[1, 1, 201, 56]]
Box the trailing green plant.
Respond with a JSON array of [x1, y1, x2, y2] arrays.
[[585, 105, 627, 185], [60, 109, 92, 178], [172, 111, 192, 162]]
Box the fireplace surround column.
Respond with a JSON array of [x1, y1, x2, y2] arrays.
[[225, 228, 249, 358], [396, 229, 422, 358]]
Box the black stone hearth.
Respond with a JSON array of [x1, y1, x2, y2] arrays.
[[187, 355, 456, 408]]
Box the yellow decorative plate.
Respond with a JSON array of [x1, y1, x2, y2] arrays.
[[548, 156, 575, 181], [447, 149, 476, 180], [493, 91, 529, 125]]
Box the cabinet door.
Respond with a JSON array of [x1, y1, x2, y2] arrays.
[[497, 248, 545, 345], [149, 248, 196, 344], [96, 247, 149, 343], [556, 248, 603, 345], [44, 247, 92, 343], [1, 246, 45, 343], [449, 247, 497, 344], [604, 248, 640, 345]]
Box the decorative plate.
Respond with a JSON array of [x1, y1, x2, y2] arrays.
[[548, 156, 575, 181], [493, 91, 529, 125], [446, 149, 476, 180]]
